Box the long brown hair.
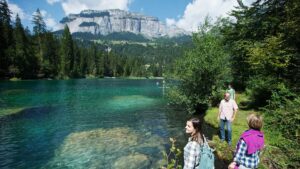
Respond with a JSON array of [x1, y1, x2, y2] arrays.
[[189, 117, 204, 144]]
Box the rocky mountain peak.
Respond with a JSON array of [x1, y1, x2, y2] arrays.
[[58, 9, 190, 38]]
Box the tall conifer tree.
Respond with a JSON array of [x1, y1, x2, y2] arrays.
[[32, 8, 47, 77], [61, 25, 74, 77], [0, 0, 13, 78]]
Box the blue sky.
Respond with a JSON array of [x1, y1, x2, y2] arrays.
[[7, 0, 253, 32]]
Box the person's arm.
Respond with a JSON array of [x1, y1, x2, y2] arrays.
[[228, 161, 236, 169], [183, 142, 198, 169], [233, 140, 247, 165], [218, 101, 222, 121], [231, 100, 238, 122]]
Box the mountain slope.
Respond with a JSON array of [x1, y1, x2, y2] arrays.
[[57, 9, 190, 38]]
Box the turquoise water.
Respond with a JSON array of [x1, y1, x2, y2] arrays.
[[0, 79, 187, 169]]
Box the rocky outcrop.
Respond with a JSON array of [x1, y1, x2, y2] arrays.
[[57, 9, 189, 38]]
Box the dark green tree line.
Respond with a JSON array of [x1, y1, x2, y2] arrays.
[[0, 0, 181, 80]]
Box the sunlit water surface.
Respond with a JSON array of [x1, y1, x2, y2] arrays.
[[0, 79, 187, 169]]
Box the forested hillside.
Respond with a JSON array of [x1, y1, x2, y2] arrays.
[[0, 0, 192, 80]]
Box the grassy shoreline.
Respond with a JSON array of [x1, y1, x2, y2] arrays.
[[204, 93, 290, 169]]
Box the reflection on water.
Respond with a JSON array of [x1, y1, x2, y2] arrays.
[[0, 79, 187, 169]]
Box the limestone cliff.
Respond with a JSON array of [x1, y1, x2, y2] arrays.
[[58, 9, 189, 38]]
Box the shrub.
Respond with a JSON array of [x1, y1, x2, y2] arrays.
[[161, 138, 182, 169], [263, 87, 299, 168], [168, 18, 231, 114]]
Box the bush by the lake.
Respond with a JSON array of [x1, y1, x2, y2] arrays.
[[168, 18, 231, 114], [161, 138, 182, 169]]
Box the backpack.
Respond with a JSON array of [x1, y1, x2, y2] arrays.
[[197, 135, 215, 169]]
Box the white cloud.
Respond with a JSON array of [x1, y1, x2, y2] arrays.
[[40, 9, 48, 17], [59, 0, 132, 15], [166, 18, 176, 26], [46, 0, 62, 5], [8, 2, 28, 20], [45, 17, 60, 31], [166, 0, 241, 32]]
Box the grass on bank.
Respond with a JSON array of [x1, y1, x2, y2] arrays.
[[204, 93, 290, 169]]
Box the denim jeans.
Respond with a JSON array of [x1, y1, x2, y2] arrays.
[[220, 119, 232, 144]]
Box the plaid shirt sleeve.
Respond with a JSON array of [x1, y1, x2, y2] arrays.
[[234, 139, 247, 163], [184, 141, 200, 169], [234, 139, 260, 168]]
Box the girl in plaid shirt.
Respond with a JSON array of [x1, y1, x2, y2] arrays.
[[228, 114, 265, 169], [183, 118, 204, 169]]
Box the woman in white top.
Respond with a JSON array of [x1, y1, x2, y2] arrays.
[[183, 118, 204, 169]]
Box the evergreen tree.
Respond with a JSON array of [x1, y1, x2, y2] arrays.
[[284, 0, 300, 91], [0, 0, 13, 78], [103, 45, 111, 76], [14, 14, 29, 78], [72, 43, 82, 77], [94, 46, 103, 77], [32, 8, 46, 36], [32, 8, 47, 77], [61, 25, 74, 77], [43, 32, 60, 78], [224, 0, 290, 89]]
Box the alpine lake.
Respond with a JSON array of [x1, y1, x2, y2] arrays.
[[0, 79, 189, 169]]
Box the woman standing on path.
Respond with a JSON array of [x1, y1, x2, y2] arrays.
[[183, 118, 204, 169]]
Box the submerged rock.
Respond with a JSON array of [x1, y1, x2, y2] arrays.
[[44, 127, 166, 168], [106, 95, 157, 110], [113, 153, 150, 169], [44, 127, 139, 168]]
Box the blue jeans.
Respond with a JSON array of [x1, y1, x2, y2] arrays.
[[220, 119, 232, 144]]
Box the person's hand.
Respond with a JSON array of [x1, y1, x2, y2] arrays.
[[230, 117, 235, 122], [228, 162, 236, 169]]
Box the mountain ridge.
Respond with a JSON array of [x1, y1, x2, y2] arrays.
[[57, 9, 190, 38]]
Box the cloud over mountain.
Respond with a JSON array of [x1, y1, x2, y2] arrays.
[[47, 0, 132, 15], [166, 0, 239, 31]]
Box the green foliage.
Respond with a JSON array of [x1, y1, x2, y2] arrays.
[[246, 76, 297, 109], [264, 88, 298, 141], [262, 85, 299, 168], [32, 8, 46, 35], [168, 18, 231, 114], [0, 0, 14, 78], [61, 25, 74, 76], [263, 95, 300, 168], [222, 2, 300, 167], [161, 138, 182, 169], [247, 35, 291, 78], [72, 32, 150, 42], [246, 76, 278, 108], [1, 1, 187, 80], [210, 88, 224, 107], [222, 0, 297, 90]]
